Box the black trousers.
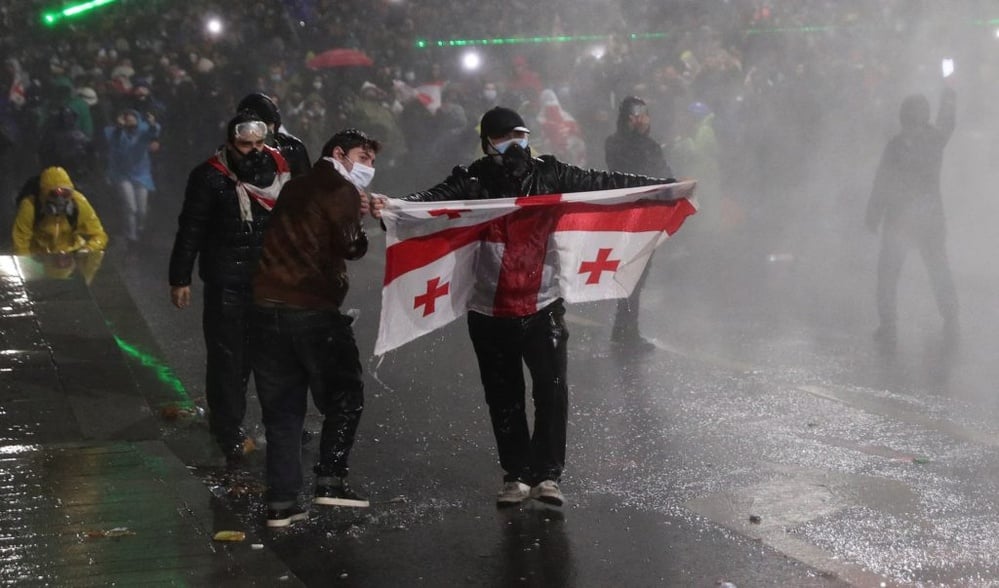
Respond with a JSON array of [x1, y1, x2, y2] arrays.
[[250, 307, 364, 504], [613, 252, 654, 339], [876, 227, 958, 328], [202, 285, 253, 452], [468, 301, 569, 485]]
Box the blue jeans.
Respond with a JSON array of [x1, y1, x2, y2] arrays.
[[250, 307, 364, 504]]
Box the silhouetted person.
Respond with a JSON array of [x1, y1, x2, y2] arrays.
[[866, 86, 958, 345], [605, 96, 675, 351]]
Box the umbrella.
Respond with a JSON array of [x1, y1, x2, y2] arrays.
[[306, 48, 373, 69]]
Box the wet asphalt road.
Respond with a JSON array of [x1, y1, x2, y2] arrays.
[[107, 193, 999, 588]]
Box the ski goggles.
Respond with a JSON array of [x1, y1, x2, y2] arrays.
[[49, 186, 73, 199], [232, 120, 268, 141]]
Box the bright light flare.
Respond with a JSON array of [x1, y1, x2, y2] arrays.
[[462, 51, 482, 71], [206, 17, 223, 35], [590, 45, 606, 60], [942, 58, 954, 78]]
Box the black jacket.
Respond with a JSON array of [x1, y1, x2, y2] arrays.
[[604, 129, 672, 178], [402, 152, 674, 319], [867, 87, 956, 234], [168, 161, 273, 290], [404, 153, 673, 202], [274, 131, 311, 178]]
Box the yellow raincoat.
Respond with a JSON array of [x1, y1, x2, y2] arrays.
[[11, 167, 108, 255]]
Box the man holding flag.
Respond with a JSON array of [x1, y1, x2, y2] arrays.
[[372, 106, 695, 508]]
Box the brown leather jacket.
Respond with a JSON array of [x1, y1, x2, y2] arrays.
[[253, 159, 368, 309]]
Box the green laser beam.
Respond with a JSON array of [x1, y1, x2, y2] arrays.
[[42, 0, 117, 26], [746, 24, 839, 35], [415, 31, 668, 49], [416, 18, 999, 49], [113, 335, 193, 409]]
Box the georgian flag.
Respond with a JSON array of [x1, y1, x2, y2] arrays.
[[374, 181, 697, 355]]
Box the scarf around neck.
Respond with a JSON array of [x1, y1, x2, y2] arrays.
[[208, 145, 291, 222]]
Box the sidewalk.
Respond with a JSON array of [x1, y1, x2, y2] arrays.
[[0, 254, 297, 586]]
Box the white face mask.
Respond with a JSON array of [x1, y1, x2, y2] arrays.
[[491, 137, 529, 154], [346, 160, 375, 189], [483, 89, 497, 102]]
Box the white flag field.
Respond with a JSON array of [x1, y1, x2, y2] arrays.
[[374, 181, 697, 355]]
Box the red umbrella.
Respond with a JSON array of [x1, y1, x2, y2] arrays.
[[306, 48, 373, 69]]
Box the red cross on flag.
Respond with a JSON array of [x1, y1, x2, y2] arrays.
[[374, 181, 697, 355]]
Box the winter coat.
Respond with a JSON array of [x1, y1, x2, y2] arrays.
[[273, 131, 312, 178], [252, 159, 367, 309], [12, 167, 107, 255], [104, 111, 160, 190], [168, 157, 276, 291], [866, 88, 956, 236], [404, 152, 672, 202], [403, 152, 673, 318], [605, 129, 673, 178]]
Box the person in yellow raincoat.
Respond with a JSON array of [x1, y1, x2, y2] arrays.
[[11, 166, 108, 256]]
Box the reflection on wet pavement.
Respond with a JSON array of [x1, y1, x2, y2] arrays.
[[6, 221, 999, 586]]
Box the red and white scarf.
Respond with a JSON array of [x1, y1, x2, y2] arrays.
[[208, 145, 291, 222]]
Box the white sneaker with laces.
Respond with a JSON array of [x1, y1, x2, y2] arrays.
[[496, 481, 531, 506], [530, 480, 565, 507]]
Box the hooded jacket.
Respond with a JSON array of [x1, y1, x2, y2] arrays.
[[11, 167, 108, 255], [104, 109, 160, 190], [273, 131, 312, 178], [605, 127, 672, 178], [866, 87, 956, 234]]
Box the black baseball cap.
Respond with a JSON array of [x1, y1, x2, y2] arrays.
[[479, 106, 530, 139]]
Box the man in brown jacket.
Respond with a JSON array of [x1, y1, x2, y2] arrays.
[[249, 129, 377, 528]]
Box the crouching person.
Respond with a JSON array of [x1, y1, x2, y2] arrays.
[[12, 166, 108, 256], [250, 129, 378, 528]]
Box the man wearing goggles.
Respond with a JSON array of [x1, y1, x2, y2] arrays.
[[168, 111, 292, 466], [236, 93, 312, 178]]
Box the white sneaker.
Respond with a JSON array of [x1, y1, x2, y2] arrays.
[[496, 481, 531, 506], [530, 480, 565, 507]]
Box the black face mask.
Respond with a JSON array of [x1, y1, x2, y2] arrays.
[[501, 142, 532, 179], [43, 195, 75, 217], [231, 148, 276, 185]]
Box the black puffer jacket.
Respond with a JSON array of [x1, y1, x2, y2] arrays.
[[168, 161, 272, 290], [404, 153, 673, 202], [274, 132, 311, 178]]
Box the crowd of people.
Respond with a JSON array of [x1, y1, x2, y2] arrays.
[[3, 0, 995, 252], [3, 0, 994, 526]]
